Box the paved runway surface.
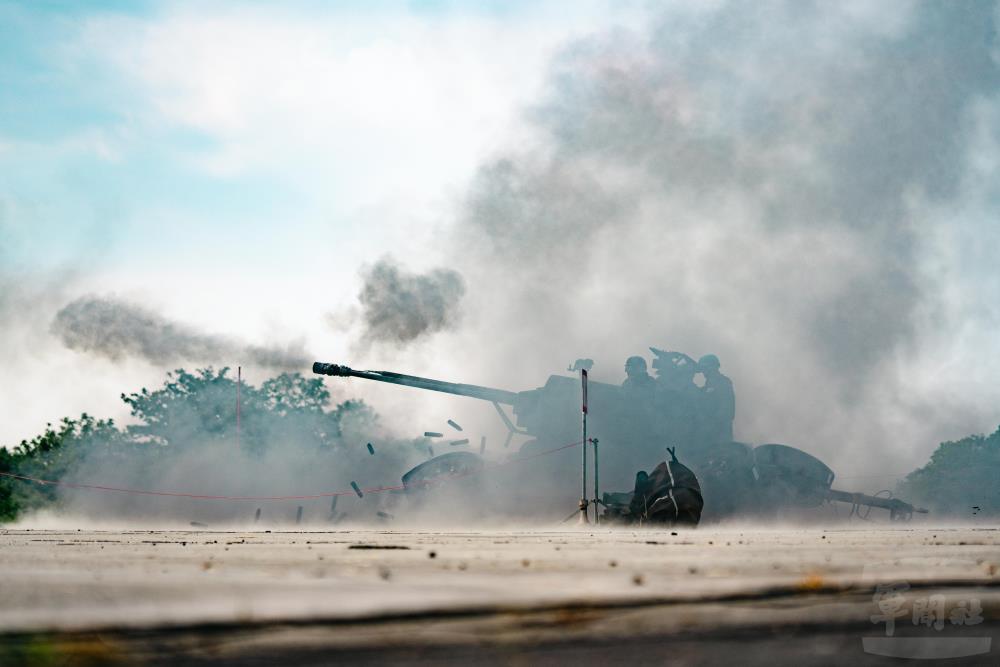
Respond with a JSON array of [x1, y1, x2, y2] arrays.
[[1, 525, 998, 664]]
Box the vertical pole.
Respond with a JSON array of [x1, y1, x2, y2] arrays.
[[582, 413, 587, 501], [580, 368, 589, 523], [593, 438, 599, 525], [236, 365, 242, 451]]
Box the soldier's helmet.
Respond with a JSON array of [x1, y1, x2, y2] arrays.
[[625, 356, 647, 373], [698, 354, 721, 370]]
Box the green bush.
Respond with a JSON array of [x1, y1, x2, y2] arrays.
[[898, 425, 1000, 517]]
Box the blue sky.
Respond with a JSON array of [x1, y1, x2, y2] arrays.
[[2, 1, 275, 270]]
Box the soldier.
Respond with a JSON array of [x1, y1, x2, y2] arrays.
[[622, 355, 655, 392], [698, 354, 735, 443], [648, 348, 702, 450]]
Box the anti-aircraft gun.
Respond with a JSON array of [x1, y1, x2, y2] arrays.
[[311, 361, 927, 522]]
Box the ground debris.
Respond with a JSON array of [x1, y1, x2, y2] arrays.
[[348, 544, 411, 550]]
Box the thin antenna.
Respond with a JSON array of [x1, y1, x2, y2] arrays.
[[593, 438, 599, 525], [237, 365, 241, 451], [579, 368, 589, 524]]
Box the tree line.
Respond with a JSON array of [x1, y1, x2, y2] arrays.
[[0, 368, 403, 521]]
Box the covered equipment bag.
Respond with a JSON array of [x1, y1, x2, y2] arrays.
[[628, 449, 703, 526]]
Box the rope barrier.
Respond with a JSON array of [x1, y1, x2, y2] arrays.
[[0, 439, 585, 502]]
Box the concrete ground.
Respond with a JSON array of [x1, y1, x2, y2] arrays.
[[1, 525, 999, 665]]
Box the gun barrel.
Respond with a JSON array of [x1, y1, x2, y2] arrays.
[[312, 362, 519, 406]]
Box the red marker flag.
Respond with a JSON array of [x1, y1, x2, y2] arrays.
[[581, 368, 588, 414]]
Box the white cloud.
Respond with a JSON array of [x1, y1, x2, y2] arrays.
[[82, 3, 643, 208]]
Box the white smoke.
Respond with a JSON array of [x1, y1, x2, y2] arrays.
[[434, 1, 1000, 477]]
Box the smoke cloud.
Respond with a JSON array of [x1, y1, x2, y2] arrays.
[[444, 1, 1000, 475], [357, 257, 466, 345], [52, 295, 309, 370]]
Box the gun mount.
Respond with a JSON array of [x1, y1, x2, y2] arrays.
[[312, 359, 928, 522]]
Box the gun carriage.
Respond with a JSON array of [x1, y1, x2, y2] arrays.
[[312, 360, 926, 523]]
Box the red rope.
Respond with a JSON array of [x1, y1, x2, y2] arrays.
[[0, 439, 584, 502]]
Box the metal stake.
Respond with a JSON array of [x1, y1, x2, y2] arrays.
[[593, 438, 600, 525], [236, 365, 241, 451]]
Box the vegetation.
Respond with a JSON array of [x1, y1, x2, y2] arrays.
[[897, 425, 1000, 517], [0, 414, 126, 521], [0, 368, 388, 522]]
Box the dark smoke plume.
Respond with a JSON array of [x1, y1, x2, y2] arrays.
[[52, 295, 308, 369], [357, 257, 465, 345]]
